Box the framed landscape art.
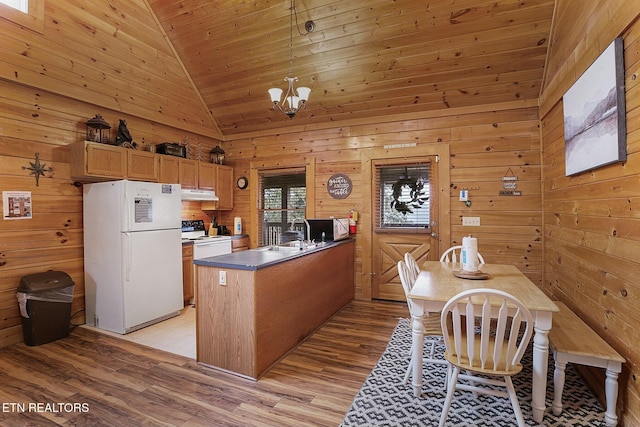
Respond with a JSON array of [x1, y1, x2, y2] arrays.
[[562, 37, 626, 176]]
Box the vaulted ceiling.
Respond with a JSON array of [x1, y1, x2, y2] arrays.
[[148, 0, 555, 137]]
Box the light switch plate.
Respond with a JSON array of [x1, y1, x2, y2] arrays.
[[462, 216, 480, 226]]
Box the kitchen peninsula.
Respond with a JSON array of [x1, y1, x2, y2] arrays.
[[194, 240, 355, 379]]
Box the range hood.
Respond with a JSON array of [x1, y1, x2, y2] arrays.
[[180, 188, 219, 201]]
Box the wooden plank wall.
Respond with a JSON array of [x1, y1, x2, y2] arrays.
[[0, 0, 221, 139], [220, 101, 542, 300], [0, 1, 221, 348], [539, 1, 640, 425]]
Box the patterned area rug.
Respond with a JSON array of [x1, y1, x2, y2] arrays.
[[341, 319, 607, 427]]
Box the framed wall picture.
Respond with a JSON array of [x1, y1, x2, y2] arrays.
[[562, 37, 626, 176]]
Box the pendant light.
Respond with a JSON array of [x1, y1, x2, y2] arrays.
[[268, 0, 313, 119]]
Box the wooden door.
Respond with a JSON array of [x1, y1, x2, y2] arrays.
[[373, 232, 434, 300], [371, 157, 439, 301]]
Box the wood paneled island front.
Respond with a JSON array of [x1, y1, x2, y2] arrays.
[[194, 240, 355, 379]]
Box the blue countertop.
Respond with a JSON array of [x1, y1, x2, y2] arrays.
[[193, 239, 353, 271]]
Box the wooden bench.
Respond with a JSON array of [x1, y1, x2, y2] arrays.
[[548, 301, 625, 427]]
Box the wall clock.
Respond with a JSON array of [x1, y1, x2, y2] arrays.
[[236, 176, 248, 190]]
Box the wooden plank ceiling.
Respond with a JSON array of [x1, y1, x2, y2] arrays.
[[147, 0, 555, 137]]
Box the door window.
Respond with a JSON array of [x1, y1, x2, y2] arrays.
[[376, 164, 431, 229]]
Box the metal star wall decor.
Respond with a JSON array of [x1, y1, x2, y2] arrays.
[[22, 153, 53, 186]]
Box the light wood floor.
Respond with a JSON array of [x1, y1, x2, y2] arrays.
[[0, 300, 408, 426], [83, 305, 197, 359]]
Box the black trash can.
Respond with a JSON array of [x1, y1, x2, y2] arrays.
[[17, 271, 75, 346]]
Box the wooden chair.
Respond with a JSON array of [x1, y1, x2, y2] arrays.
[[438, 288, 534, 427], [439, 245, 485, 264], [397, 260, 448, 388]]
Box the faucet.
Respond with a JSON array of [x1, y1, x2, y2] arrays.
[[290, 217, 312, 246]]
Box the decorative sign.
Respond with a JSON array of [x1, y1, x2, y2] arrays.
[[500, 168, 521, 196], [327, 173, 352, 199]]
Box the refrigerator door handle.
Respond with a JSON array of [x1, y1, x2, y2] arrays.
[[124, 189, 132, 231], [124, 232, 132, 282]]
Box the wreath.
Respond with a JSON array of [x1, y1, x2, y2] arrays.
[[390, 175, 429, 215]]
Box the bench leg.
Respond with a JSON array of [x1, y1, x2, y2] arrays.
[[604, 367, 620, 427], [551, 352, 566, 416]]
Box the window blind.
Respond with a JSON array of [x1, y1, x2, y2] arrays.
[[374, 162, 432, 229]]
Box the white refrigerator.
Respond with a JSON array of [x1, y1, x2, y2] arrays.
[[83, 180, 183, 334]]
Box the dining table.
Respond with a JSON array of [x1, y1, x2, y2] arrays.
[[408, 261, 559, 424]]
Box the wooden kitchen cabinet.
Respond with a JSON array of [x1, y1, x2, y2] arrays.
[[182, 244, 194, 306], [70, 141, 127, 181], [158, 155, 180, 183], [127, 150, 159, 181], [201, 164, 234, 211], [216, 165, 234, 210], [179, 159, 198, 188], [71, 141, 158, 182], [198, 162, 216, 190], [70, 141, 227, 194], [196, 240, 355, 379], [231, 235, 250, 252]]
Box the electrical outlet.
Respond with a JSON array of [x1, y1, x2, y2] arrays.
[[462, 216, 480, 226], [219, 270, 227, 286]]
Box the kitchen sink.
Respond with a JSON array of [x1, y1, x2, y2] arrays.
[[257, 245, 302, 253]]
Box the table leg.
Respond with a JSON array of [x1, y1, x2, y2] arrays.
[[411, 314, 424, 397], [604, 362, 621, 427], [531, 325, 550, 423]]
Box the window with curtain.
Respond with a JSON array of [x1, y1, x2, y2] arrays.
[[258, 168, 306, 246], [376, 163, 431, 229]]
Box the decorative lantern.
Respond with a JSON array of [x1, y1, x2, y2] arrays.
[[210, 145, 225, 164], [86, 114, 111, 144]]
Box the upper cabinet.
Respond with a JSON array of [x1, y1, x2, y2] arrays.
[[201, 164, 234, 211], [179, 159, 198, 189], [70, 141, 233, 209], [158, 156, 180, 184], [70, 141, 127, 180], [215, 165, 234, 210], [198, 162, 216, 190], [70, 141, 158, 182], [127, 150, 159, 182]]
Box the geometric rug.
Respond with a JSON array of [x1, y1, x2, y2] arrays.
[[340, 319, 608, 427]]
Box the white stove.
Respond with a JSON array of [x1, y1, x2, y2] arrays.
[[181, 220, 232, 258]]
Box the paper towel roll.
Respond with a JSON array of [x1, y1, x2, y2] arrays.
[[461, 235, 479, 272]]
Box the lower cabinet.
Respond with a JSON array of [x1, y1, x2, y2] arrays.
[[231, 235, 250, 252], [182, 244, 194, 306]]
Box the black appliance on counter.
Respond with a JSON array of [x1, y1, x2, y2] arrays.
[[307, 218, 349, 242]]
